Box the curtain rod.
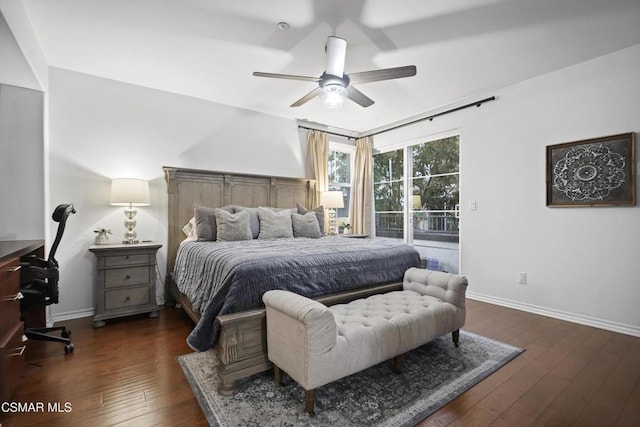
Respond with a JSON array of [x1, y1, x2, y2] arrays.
[[298, 125, 356, 140], [360, 96, 496, 138], [298, 96, 496, 140]]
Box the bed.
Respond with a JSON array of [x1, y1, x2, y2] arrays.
[[163, 166, 421, 393]]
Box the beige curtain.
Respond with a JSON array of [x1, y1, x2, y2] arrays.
[[305, 130, 328, 206], [349, 136, 373, 235]]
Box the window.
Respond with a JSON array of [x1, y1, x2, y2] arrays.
[[373, 148, 405, 239], [373, 136, 459, 243], [411, 136, 459, 242], [328, 148, 352, 220]]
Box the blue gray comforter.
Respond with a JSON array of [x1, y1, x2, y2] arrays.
[[173, 237, 420, 351]]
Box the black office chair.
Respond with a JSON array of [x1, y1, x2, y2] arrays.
[[20, 203, 76, 354]]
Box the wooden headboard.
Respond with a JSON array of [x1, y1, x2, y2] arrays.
[[163, 166, 317, 276]]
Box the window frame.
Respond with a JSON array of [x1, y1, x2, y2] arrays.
[[328, 140, 355, 222], [373, 133, 460, 244]]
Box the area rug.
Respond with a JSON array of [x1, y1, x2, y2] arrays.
[[177, 331, 523, 427]]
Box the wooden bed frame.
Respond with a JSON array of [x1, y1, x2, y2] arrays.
[[163, 166, 402, 394]]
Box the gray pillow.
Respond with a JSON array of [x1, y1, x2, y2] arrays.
[[257, 207, 293, 239], [193, 204, 233, 241], [215, 209, 252, 241], [234, 206, 296, 238], [291, 211, 321, 238], [297, 203, 325, 234], [232, 206, 260, 239]]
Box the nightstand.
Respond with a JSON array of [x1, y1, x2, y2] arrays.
[[89, 242, 162, 328]]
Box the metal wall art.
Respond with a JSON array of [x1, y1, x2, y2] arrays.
[[546, 132, 635, 207]]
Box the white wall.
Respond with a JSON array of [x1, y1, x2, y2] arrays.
[[0, 4, 47, 90], [374, 44, 640, 336], [48, 68, 306, 319], [0, 84, 44, 239], [0, 10, 44, 240]]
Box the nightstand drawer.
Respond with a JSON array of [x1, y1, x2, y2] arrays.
[[104, 254, 150, 267], [104, 266, 150, 288], [105, 287, 150, 310]]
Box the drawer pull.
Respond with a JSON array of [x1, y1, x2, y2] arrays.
[[125, 296, 131, 301], [3, 265, 21, 273], [10, 345, 27, 357], [125, 275, 131, 280], [2, 292, 24, 302]]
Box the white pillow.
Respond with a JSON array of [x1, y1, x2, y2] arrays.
[[182, 217, 196, 240]]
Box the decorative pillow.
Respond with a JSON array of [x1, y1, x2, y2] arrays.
[[232, 206, 260, 239], [182, 217, 196, 238], [215, 209, 252, 241], [291, 211, 321, 238], [234, 206, 296, 238], [257, 206, 293, 239], [297, 203, 325, 234], [193, 205, 233, 241]]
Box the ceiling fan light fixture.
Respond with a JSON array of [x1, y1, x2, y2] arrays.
[[253, 36, 416, 108], [320, 83, 346, 109]]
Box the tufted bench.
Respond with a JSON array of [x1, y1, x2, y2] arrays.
[[262, 267, 468, 414]]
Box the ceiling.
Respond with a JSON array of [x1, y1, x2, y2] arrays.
[[21, 0, 640, 133]]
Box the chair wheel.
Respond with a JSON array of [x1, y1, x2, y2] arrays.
[[64, 343, 74, 354], [61, 330, 71, 338]]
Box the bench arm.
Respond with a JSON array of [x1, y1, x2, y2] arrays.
[[262, 290, 337, 383], [403, 267, 468, 309]]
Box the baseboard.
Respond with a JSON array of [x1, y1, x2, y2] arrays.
[[466, 291, 640, 338], [50, 308, 95, 325]]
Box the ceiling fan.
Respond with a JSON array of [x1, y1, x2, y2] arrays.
[[253, 36, 417, 108]]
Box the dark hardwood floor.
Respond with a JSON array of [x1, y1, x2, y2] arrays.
[[1, 300, 638, 426]]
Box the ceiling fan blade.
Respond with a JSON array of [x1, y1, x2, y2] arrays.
[[325, 36, 347, 77], [347, 65, 417, 85], [253, 71, 319, 83], [346, 86, 375, 108], [291, 87, 322, 107]]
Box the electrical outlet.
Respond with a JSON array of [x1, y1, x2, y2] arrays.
[[469, 200, 477, 210], [518, 272, 527, 285]]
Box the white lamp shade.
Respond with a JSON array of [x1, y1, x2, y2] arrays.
[[320, 191, 344, 209], [412, 195, 422, 210], [110, 178, 150, 206]]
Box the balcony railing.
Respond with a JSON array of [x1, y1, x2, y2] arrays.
[[375, 212, 459, 242]]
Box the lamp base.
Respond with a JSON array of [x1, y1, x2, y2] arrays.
[[328, 208, 337, 235], [122, 206, 139, 245]]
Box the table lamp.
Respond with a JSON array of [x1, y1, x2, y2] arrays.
[[320, 191, 344, 235], [412, 195, 422, 210], [110, 178, 150, 244]]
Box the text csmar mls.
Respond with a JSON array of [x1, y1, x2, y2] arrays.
[[1, 401, 72, 413]]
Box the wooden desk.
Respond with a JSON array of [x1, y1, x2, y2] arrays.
[[0, 239, 44, 402], [0, 239, 44, 262]]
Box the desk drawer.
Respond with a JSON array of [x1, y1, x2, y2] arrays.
[[0, 258, 21, 285], [104, 254, 150, 267], [0, 322, 26, 402], [0, 295, 21, 340], [0, 258, 21, 340], [105, 286, 150, 310], [104, 266, 150, 288]]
